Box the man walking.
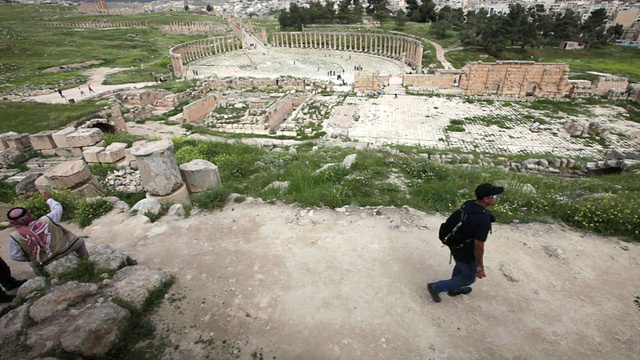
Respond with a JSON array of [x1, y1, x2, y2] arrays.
[[427, 183, 504, 302]]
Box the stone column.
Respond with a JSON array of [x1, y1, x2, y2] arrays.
[[131, 139, 189, 205]]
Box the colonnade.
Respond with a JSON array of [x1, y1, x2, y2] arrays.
[[170, 35, 243, 77], [270, 32, 423, 72]]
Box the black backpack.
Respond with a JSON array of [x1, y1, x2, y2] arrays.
[[438, 206, 489, 249]]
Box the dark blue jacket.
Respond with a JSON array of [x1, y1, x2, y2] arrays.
[[452, 200, 495, 263]]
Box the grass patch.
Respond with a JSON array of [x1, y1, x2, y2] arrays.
[[0, 101, 104, 133]]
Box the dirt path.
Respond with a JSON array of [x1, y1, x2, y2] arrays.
[[4, 199, 637, 359], [424, 39, 455, 70], [27, 68, 150, 104]]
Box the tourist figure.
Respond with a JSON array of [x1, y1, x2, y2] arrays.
[[427, 183, 504, 303], [87, 85, 95, 94], [7, 192, 89, 276], [160, 75, 165, 82], [79, 88, 86, 96], [154, 76, 159, 83], [394, 90, 398, 98], [0, 256, 26, 303], [56, 89, 63, 98]]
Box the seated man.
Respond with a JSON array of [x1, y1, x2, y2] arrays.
[[7, 192, 88, 276], [0, 256, 26, 303]]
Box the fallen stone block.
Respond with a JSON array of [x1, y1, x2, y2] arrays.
[[97, 142, 126, 164], [45, 159, 92, 189], [82, 146, 105, 163], [55, 147, 83, 157], [52, 127, 76, 148], [66, 128, 104, 148], [4, 133, 31, 150], [29, 131, 58, 150], [0, 148, 28, 166], [0, 132, 18, 150]]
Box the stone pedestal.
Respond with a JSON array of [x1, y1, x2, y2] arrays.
[[179, 159, 221, 193], [146, 183, 191, 206], [130, 139, 183, 196]]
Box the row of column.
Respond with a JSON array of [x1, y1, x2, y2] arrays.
[[42, 21, 147, 28], [270, 32, 422, 71], [171, 35, 242, 64], [42, 21, 147, 29]]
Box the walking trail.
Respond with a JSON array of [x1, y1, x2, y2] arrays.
[[3, 198, 637, 359]]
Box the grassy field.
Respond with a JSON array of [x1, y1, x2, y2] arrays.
[[0, 4, 215, 94]]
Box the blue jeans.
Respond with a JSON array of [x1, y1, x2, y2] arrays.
[[431, 260, 477, 294]]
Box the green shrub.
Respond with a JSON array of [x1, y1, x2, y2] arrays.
[[89, 163, 116, 181], [566, 192, 640, 241], [0, 180, 18, 204], [190, 186, 232, 211], [13, 190, 78, 221], [75, 198, 113, 228]]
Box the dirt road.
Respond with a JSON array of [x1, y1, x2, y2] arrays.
[[4, 199, 637, 359]]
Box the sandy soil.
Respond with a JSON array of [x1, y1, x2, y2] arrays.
[[3, 199, 638, 359]]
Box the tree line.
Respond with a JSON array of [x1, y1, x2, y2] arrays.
[[277, 0, 623, 54]]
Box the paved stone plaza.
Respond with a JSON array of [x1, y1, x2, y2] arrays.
[[188, 48, 640, 158]]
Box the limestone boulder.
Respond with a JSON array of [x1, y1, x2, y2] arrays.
[[45, 159, 92, 189], [34, 175, 53, 193], [83, 146, 105, 163], [97, 142, 126, 164], [15, 172, 43, 195], [29, 130, 58, 150], [179, 159, 222, 193], [0, 304, 30, 347], [5, 133, 31, 150], [66, 128, 104, 148], [0, 148, 28, 166], [60, 302, 130, 356], [29, 281, 99, 323], [106, 265, 171, 310], [51, 127, 76, 148], [90, 243, 129, 271], [131, 198, 162, 216], [0, 132, 18, 150]]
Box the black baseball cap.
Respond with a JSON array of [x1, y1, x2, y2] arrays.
[[475, 183, 504, 199]]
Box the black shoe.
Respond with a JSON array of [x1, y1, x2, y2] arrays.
[[4, 279, 27, 291], [447, 287, 472, 297], [0, 293, 15, 303], [427, 283, 441, 303]]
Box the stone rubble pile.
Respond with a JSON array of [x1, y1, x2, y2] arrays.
[[103, 167, 145, 193], [0, 244, 171, 359]]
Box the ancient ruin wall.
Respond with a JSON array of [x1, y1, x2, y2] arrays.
[[183, 93, 224, 125], [593, 77, 629, 92], [264, 95, 307, 132], [354, 72, 389, 92], [269, 32, 423, 73], [404, 70, 464, 89], [459, 61, 570, 97], [169, 35, 243, 77]]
